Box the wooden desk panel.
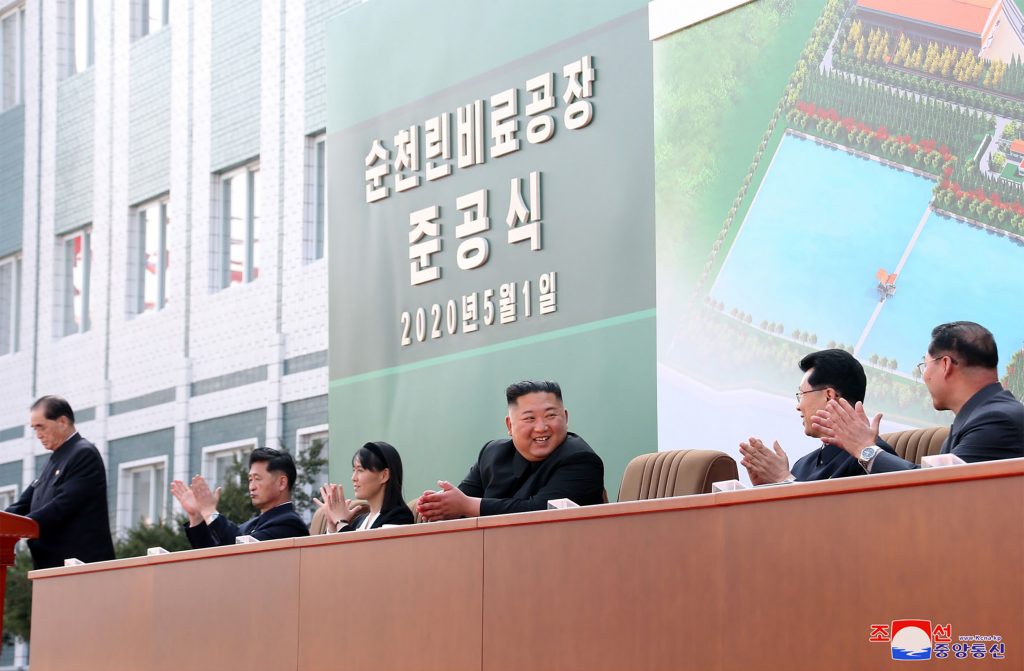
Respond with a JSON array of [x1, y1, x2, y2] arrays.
[[30, 560, 153, 671], [27, 461, 1024, 671], [718, 475, 1024, 671], [297, 526, 483, 671], [148, 549, 301, 671], [482, 506, 726, 671]]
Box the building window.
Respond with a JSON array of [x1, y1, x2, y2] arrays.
[[133, 198, 169, 313], [69, 0, 94, 76], [305, 134, 327, 263], [134, 0, 168, 40], [0, 484, 18, 510], [220, 163, 261, 288], [116, 457, 167, 532], [62, 228, 91, 336], [201, 440, 255, 490], [0, 4, 25, 111], [296, 426, 328, 522], [0, 256, 20, 356]]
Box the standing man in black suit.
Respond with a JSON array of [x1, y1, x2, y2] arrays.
[[814, 321, 1024, 471], [6, 396, 115, 569], [416, 380, 605, 520], [171, 447, 309, 548]]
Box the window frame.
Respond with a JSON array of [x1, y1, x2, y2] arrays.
[[0, 3, 26, 111], [0, 483, 18, 511], [134, 0, 169, 40], [200, 438, 256, 490], [68, 0, 94, 77], [0, 254, 20, 356], [115, 455, 168, 533], [219, 162, 261, 289], [295, 425, 328, 523], [132, 197, 170, 315], [305, 133, 327, 263], [61, 227, 92, 337]]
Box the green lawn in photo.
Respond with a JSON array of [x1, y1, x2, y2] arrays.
[[1001, 161, 1024, 182], [654, 0, 827, 312]]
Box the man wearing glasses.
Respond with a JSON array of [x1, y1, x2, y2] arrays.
[[814, 321, 1024, 472], [739, 349, 895, 484]]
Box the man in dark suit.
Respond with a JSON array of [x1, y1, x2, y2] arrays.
[[171, 447, 309, 548], [739, 349, 895, 483], [416, 380, 605, 520], [814, 321, 1024, 471], [6, 396, 115, 569]]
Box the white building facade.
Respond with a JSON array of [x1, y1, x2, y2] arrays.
[[0, 0, 357, 663]]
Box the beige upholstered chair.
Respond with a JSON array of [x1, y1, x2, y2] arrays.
[[309, 506, 331, 534], [617, 449, 738, 502], [879, 426, 949, 465]]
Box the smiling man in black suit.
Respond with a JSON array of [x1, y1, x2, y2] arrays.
[[416, 380, 605, 521]]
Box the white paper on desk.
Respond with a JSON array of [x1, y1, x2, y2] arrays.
[[547, 498, 579, 509], [921, 454, 966, 468], [235, 535, 259, 544], [711, 479, 747, 492]]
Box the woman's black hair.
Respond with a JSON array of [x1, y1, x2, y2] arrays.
[[353, 441, 406, 513]]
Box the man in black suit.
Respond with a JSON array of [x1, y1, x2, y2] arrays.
[[814, 321, 1024, 471], [6, 396, 115, 569], [739, 349, 895, 483], [416, 380, 605, 520], [171, 447, 309, 548]]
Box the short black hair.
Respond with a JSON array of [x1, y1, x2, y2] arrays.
[[799, 349, 867, 404], [506, 380, 563, 406], [31, 396, 75, 423], [353, 441, 406, 513], [249, 447, 297, 491], [928, 321, 998, 369]]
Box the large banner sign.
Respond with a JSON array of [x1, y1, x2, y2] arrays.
[[328, 0, 655, 494], [329, 0, 1024, 492]]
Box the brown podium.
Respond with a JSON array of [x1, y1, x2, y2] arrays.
[[28, 459, 1024, 670], [0, 512, 38, 642]]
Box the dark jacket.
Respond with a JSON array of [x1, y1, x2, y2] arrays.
[[791, 437, 896, 481], [6, 433, 116, 569], [339, 504, 414, 532], [184, 501, 309, 548], [458, 432, 604, 516], [872, 382, 1024, 473]]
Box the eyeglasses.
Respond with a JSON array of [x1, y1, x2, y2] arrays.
[[915, 355, 959, 374], [794, 388, 828, 402]]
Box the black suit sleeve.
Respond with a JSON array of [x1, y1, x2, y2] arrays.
[[5, 484, 34, 516], [25, 449, 107, 538], [184, 520, 222, 549], [245, 516, 305, 544], [458, 458, 485, 498], [479, 451, 604, 516], [868, 438, 916, 473], [950, 409, 1024, 463]]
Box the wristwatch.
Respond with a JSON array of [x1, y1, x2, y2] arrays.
[[207, 512, 220, 523], [857, 446, 882, 470]]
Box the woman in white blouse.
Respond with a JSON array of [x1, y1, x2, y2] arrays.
[[314, 441, 414, 532]]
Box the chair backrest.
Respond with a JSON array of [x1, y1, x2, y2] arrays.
[[408, 498, 424, 524], [309, 506, 331, 535], [617, 449, 738, 502], [879, 426, 949, 465]]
